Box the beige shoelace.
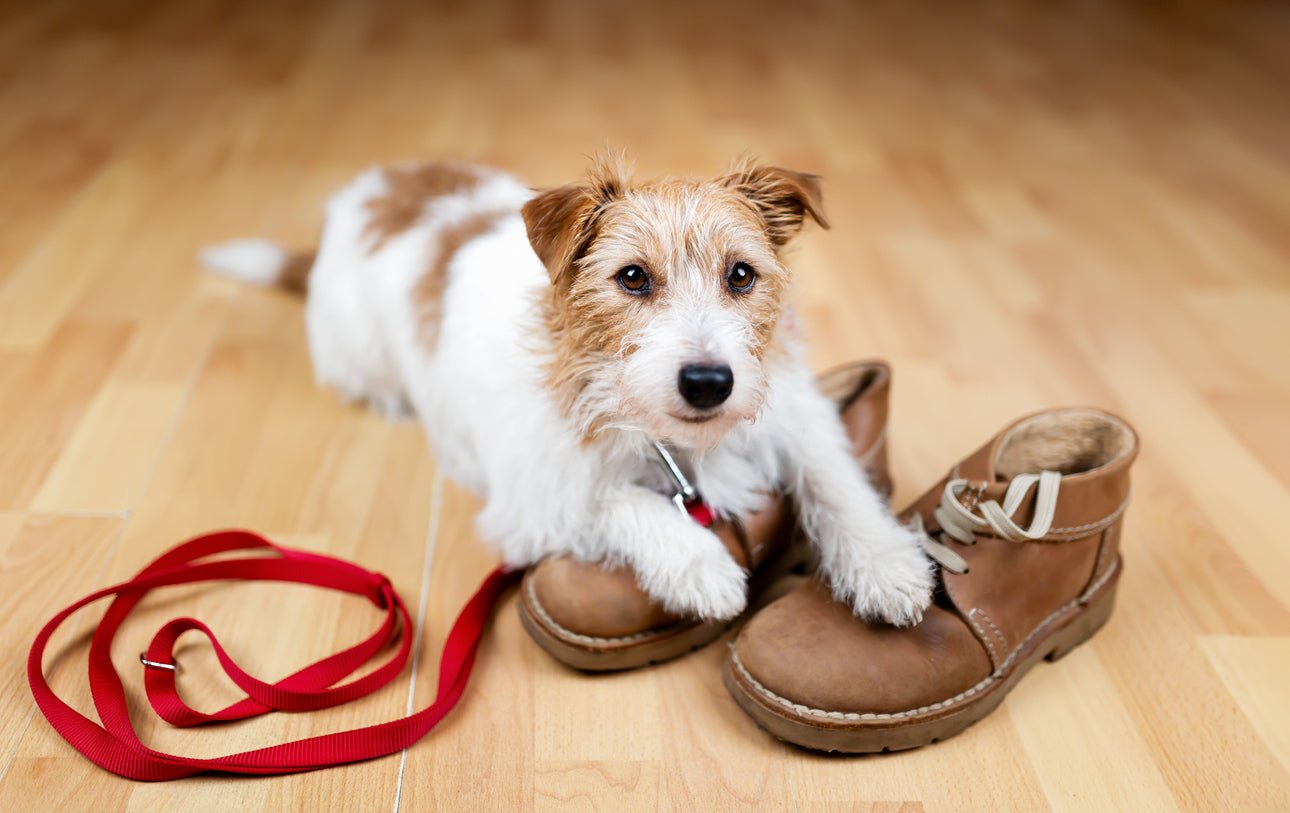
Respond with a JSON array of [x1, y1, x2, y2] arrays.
[[915, 471, 1063, 574]]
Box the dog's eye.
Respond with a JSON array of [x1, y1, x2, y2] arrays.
[[727, 262, 756, 293], [616, 265, 651, 294]]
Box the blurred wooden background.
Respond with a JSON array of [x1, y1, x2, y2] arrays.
[[1, 0, 1287, 809]]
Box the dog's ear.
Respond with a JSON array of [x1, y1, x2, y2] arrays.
[[523, 155, 630, 284], [719, 159, 828, 246], [522, 185, 597, 284]]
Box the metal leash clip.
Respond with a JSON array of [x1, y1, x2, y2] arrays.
[[139, 653, 177, 672], [651, 441, 700, 516]]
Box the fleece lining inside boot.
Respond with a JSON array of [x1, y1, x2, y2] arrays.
[[995, 409, 1134, 479]]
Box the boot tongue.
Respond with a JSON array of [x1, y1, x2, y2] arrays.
[[902, 434, 1004, 529], [946, 433, 1036, 523]]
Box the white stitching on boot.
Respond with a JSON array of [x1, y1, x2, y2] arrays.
[[731, 557, 1120, 721], [525, 577, 689, 646]]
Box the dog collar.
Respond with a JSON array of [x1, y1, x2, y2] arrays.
[[651, 441, 716, 527]]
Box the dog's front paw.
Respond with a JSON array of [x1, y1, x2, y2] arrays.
[[825, 525, 935, 627], [639, 530, 748, 621]]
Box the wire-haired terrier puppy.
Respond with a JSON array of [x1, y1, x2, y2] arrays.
[[203, 156, 934, 625]]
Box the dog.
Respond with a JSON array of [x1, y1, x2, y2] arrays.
[[202, 155, 934, 624]]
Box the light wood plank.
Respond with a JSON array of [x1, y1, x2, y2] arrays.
[[30, 381, 187, 513], [0, 1, 1286, 810], [0, 515, 123, 785], [1200, 637, 1290, 774], [1007, 646, 1179, 812]]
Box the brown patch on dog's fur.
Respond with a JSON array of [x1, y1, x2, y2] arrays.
[[523, 157, 644, 427], [523, 156, 824, 437], [280, 250, 315, 293], [365, 163, 483, 252], [522, 154, 627, 285], [413, 210, 509, 350]]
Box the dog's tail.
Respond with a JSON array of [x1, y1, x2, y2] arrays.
[[200, 239, 314, 294]]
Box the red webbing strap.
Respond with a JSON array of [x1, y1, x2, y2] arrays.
[[27, 529, 520, 780]]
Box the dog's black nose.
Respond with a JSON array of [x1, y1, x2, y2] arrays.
[[678, 364, 734, 409]]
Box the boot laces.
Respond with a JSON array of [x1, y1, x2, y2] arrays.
[[914, 470, 1063, 574]]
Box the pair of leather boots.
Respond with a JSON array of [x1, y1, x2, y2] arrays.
[[519, 361, 1138, 752]]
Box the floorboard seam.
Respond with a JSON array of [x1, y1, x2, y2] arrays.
[[0, 711, 35, 786], [26, 508, 131, 520], [393, 470, 445, 812]]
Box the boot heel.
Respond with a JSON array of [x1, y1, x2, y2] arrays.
[[1044, 580, 1117, 662]]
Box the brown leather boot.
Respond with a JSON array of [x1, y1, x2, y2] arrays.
[[725, 407, 1138, 751], [518, 360, 892, 671]]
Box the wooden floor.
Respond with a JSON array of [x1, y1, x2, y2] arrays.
[[1, 0, 1288, 809]]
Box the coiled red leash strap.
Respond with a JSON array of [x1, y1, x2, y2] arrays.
[[27, 529, 520, 780], [30, 499, 715, 780]]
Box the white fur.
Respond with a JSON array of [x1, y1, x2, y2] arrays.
[[200, 238, 292, 285], [204, 163, 934, 624]]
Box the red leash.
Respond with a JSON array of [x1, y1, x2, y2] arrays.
[[27, 529, 518, 780], [29, 499, 715, 780]]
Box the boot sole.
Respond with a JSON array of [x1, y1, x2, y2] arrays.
[[723, 557, 1121, 752], [519, 538, 817, 672]]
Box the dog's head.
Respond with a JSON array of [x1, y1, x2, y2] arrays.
[[523, 155, 827, 449]]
